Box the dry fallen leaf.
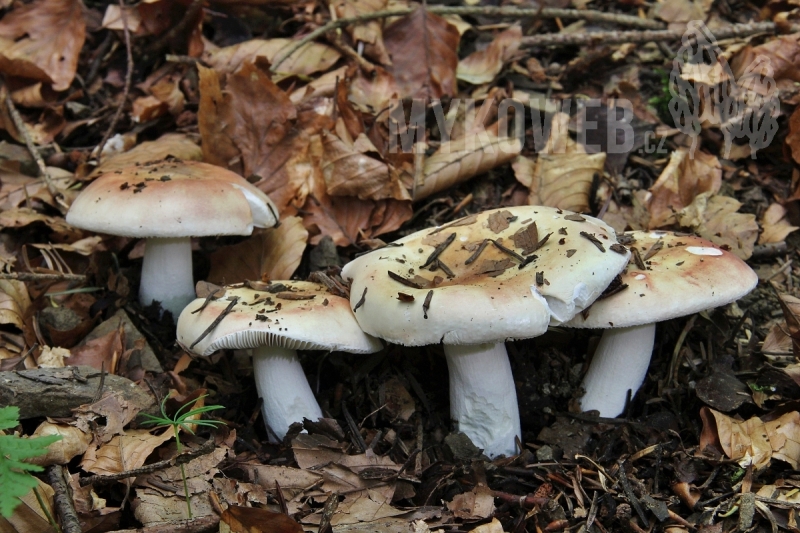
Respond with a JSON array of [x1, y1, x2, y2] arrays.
[[334, 0, 391, 65], [37, 345, 70, 368], [699, 407, 800, 469], [773, 291, 800, 359], [457, 25, 521, 85], [207, 216, 308, 284], [447, 485, 496, 520], [677, 192, 759, 259], [0, 280, 30, 330], [205, 39, 341, 77], [0, 477, 55, 533], [416, 125, 521, 200], [516, 152, 605, 213], [221, 505, 304, 533], [85, 133, 203, 179], [647, 148, 722, 229], [80, 428, 174, 476], [759, 203, 798, 244], [0, 0, 85, 91], [379, 377, 415, 421], [382, 7, 460, 99], [28, 421, 91, 466], [470, 518, 506, 533]]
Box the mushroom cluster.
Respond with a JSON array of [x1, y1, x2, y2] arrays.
[[341, 206, 631, 457], [66, 158, 279, 318], [566, 230, 758, 417], [177, 281, 381, 441]]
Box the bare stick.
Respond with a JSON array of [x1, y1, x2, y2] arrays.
[[95, 0, 133, 163], [521, 21, 782, 47], [271, 6, 664, 72], [0, 272, 86, 282], [46, 465, 83, 533], [3, 91, 66, 210]]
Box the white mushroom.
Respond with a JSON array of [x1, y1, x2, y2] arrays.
[[176, 282, 382, 441], [566, 231, 758, 417], [66, 159, 279, 317], [341, 206, 630, 457]]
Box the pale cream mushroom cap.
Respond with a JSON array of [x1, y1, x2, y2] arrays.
[[66, 159, 278, 238], [565, 231, 758, 329], [177, 282, 383, 356], [341, 206, 631, 346]]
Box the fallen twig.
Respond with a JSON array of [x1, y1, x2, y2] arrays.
[[520, 21, 785, 47], [3, 90, 67, 211], [47, 464, 83, 533], [95, 0, 133, 163], [0, 271, 86, 282], [272, 6, 664, 72]]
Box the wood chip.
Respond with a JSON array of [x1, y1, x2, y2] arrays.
[[275, 292, 316, 300], [397, 292, 415, 302], [429, 214, 479, 234], [566, 249, 577, 258], [643, 239, 664, 261], [564, 213, 585, 222], [579, 231, 606, 252], [488, 210, 515, 233], [476, 258, 514, 277], [190, 297, 239, 349], [353, 287, 367, 312], [512, 223, 539, 255], [421, 232, 456, 268], [490, 239, 525, 262], [388, 271, 428, 289], [423, 290, 433, 319], [631, 247, 646, 270], [610, 243, 627, 254], [465, 239, 489, 265]]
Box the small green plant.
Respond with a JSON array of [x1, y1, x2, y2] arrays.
[[0, 406, 62, 518], [648, 68, 674, 124], [139, 394, 225, 519]]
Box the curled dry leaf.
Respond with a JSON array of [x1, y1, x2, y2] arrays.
[[457, 25, 522, 85], [207, 216, 308, 284], [415, 125, 521, 200], [699, 407, 800, 469], [222, 505, 304, 533], [204, 39, 341, 77], [382, 7, 460, 99], [80, 428, 174, 476], [786, 106, 800, 165], [28, 421, 91, 466], [469, 518, 505, 533], [349, 66, 399, 114], [514, 152, 605, 213], [321, 130, 410, 201], [0, 0, 85, 91], [85, 133, 202, 179], [333, 0, 391, 65], [677, 192, 758, 259], [759, 203, 798, 244], [0, 279, 31, 330], [731, 35, 800, 87], [774, 291, 800, 358], [647, 148, 722, 229], [37, 345, 70, 368], [447, 485, 496, 520]]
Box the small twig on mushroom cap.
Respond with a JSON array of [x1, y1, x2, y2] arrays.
[[190, 297, 239, 349]]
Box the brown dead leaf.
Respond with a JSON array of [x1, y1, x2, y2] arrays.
[[416, 124, 521, 200], [28, 421, 91, 465], [648, 149, 722, 229], [787, 106, 800, 165], [131, 96, 168, 124], [699, 407, 800, 469], [774, 291, 800, 358], [68, 325, 124, 372], [0, 0, 85, 91], [759, 203, 798, 244], [447, 485, 496, 520], [329, 488, 405, 526], [80, 428, 173, 476], [73, 392, 142, 445], [0, 280, 30, 330], [382, 7, 460, 99], [457, 25, 521, 85], [515, 152, 605, 213], [321, 130, 410, 201], [349, 66, 399, 114], [731, 35, 800, 86], [85, 133, 202, 179], [221, 505, 303, 533], [677, 192, 758, 259], [0, 93, 66, 145], [0, 478, 55, 533], [207, 216, 308, 284], [334, 0, 391, 65], [762, 323, 793, 356], [204, 39, 340, 77], [470, 518, 505, 533], [0, 207, 80, 240], [37, 345, 70, 367], [379, 377, 415, 421]]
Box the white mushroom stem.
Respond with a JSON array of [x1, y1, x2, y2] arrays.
[[139, 237, 196, 318], [252, 346, 323, 442], [443, 342, 521, 458], [579, 323, 656, 417]]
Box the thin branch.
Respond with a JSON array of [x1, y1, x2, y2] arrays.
[[95, 0, 133, 163], [46, 465, 83, 533], [271, 6, 664, 72], [0, 272, 86, 282], [520, 21, 785, 47], [3, 90, 66, 211]]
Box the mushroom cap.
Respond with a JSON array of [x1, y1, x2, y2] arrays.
[[340, 206, 630, 346], [565, 230, 758, 329], [177, 281, 383, 356], [66, 159, 278, 238]]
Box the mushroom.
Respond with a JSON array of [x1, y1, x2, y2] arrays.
[[341, 206, 630, 457], [565, 231, 758, 417], [176, 281, 382, 441], [66, 159, 279, 317]]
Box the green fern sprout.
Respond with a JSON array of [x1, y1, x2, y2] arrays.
[[0, 406, 62, 518], [138, 394, 225, 519]]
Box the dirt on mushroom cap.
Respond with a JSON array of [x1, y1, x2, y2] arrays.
[[341, 205, 631, 346], [565, 230, 759, 329], [176, 281, 382, 356]]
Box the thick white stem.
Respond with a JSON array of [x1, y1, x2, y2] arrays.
[[252, 346, 323, 442], [443, 343, 521, 458], [139, 237, 196, 318], [579, 323, 656, 417]]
